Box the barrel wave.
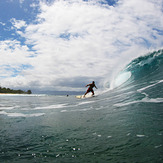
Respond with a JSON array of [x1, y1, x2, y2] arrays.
[[0, 49, 162, 163], [126, 49, 163, 82], [112, 49, 163, 89]]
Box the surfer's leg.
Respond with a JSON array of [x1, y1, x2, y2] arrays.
[[84, 92, 87, 97], [91, 90, 94, 96], [84, 88, 90, 97], [84, 90, 88, 97]]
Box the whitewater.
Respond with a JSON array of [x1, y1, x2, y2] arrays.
[[0, 49, 163, 162]]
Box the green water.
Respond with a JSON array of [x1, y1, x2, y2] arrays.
[[0, 49, 163, 162]]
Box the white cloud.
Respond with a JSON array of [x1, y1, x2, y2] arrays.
[[10, 18, 27, 29], [0, 0, 163, 92], [19, 0, 24, 4], [30, 3, 39, 9], [0, 22, 5, 26]]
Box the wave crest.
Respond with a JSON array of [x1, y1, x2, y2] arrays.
[[108, 49, 163, 89]]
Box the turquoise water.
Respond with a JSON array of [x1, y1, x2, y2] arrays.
[[0, 49, 163, 162]]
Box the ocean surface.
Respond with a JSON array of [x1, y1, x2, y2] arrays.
[[0, 49, 163, 163]]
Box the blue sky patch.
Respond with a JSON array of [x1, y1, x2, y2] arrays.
[[2, 64, 33, 78]]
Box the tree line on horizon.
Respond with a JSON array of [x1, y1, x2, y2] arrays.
[[0, 86, 32, 94]]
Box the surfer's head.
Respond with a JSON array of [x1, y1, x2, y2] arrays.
[[92, 81, 95, 84]]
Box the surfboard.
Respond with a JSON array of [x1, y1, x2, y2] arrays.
[[75, 95, 85, 99], [75, 94, 95, 99]]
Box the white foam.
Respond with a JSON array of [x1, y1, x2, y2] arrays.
[[138, 80, 163, 92], [60, 110, 67, 112], [65, 106, 94, 112], [9, 113, 45, 117], [77, 101, 95, 106], [93, 132, 97, 135], [33, 104, 67, 110], [136, 135, 145, 137], [95, 106, 104, 110], [114, 96, 163, 107], [75, 107, 94, 112], [114, 100, 139, 107], [154, 145, 162, 149], [25, 101, 95, 112], [126, 133, 131, 136], [92, 132, 102, 138], [0, 106, 15, 110], [0, 111, 8, 115], [142, 97, 163, 103], [0, 111, 45, 117]]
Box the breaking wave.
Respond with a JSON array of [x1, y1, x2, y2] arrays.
[[110, 49, 163, 89]]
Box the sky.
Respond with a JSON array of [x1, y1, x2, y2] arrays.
[[0, 0, 163, 93]]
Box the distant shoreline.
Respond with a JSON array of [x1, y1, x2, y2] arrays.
[[0, 87, 32, 94], [0, 93, 31, 95], [0, 93, 32, 95]]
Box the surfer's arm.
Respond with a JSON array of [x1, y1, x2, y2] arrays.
[[85, 84, 90, 87], [94, 85, 98, 89]]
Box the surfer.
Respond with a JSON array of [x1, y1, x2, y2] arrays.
[[84, 81, 98, 97]]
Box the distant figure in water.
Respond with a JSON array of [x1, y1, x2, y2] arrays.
[[84, 81, 98, 97]]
